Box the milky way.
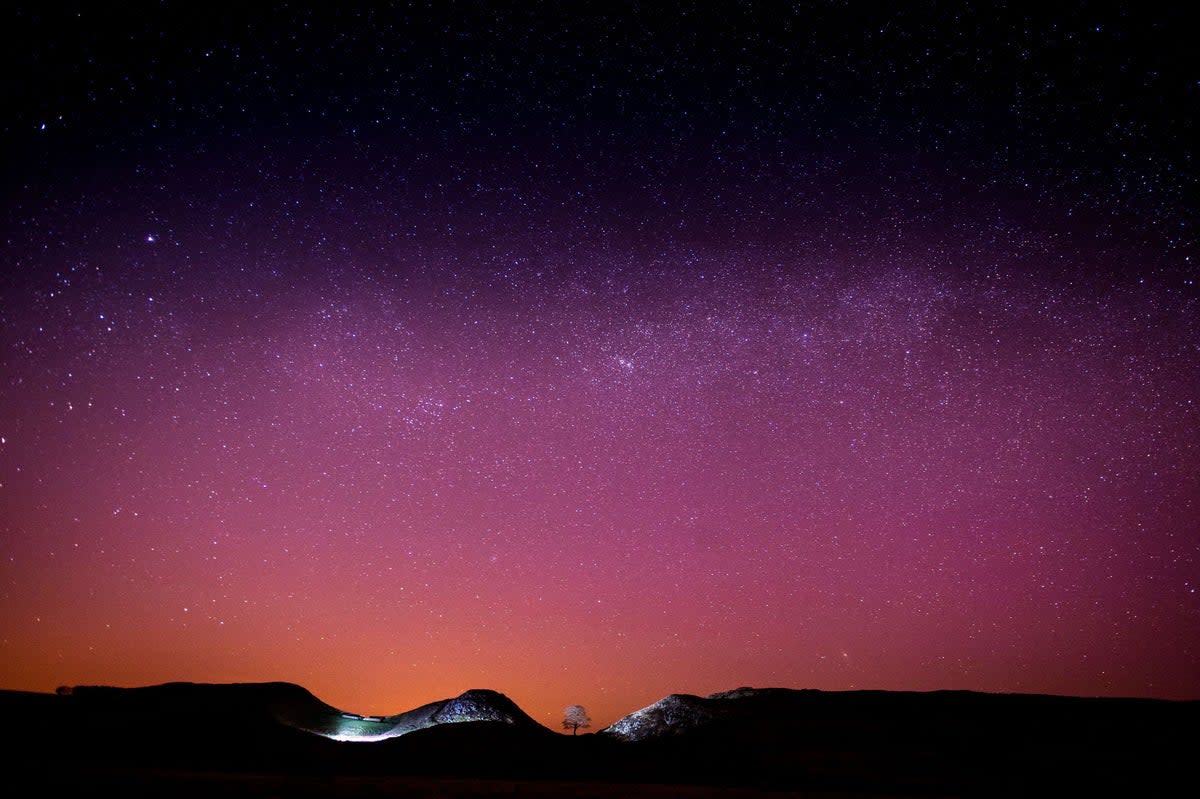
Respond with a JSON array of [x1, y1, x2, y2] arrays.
[[1, 3, 1196, 727]]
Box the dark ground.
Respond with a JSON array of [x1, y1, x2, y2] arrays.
[[24, 769, 884, 798], [3, 684, 1196, 797]]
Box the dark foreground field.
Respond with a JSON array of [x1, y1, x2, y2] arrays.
[[33, 769, 858, 798], [4, 683, 1196, 796]]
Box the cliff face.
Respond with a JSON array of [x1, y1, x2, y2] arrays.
[[600, 687, 794, 741], [601, 693, 717, 741], [278, 686, 538, 742], [432, 689, 528, 724]]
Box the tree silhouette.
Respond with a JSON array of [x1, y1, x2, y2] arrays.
[[562, 704, 591, 735]]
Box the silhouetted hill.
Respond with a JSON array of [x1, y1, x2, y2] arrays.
[[3, 683, 1196, 795], [2, 682, 334, 771], [2, 682, 546, 772], [602, 687, 1199, 793]]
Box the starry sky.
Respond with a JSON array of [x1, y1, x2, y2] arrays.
[[1, 3, 1197, 729]]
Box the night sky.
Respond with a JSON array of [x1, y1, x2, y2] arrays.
[[2, 3, 1197, 729]]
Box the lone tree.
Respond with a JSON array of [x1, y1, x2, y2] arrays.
[[562, 704, 591, 735]]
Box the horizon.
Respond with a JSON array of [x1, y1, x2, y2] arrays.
[[1, 3, 1196, 734], [20, 678, 1200, 734]]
